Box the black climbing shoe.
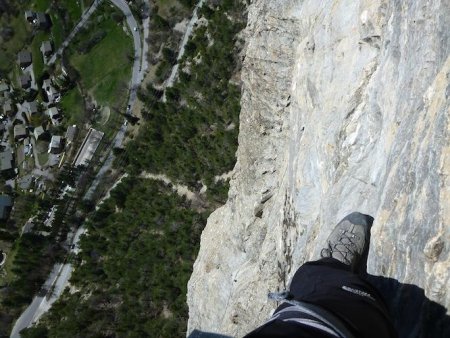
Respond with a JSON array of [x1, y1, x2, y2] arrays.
[[320, 212, 374, 273]]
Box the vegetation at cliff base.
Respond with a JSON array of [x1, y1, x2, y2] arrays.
[[127, 0, 246, 188], [24, 177, 206, 337], [20, 0, 247, 336]]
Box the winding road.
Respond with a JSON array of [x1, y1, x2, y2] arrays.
[[10, 226, 86, 338], [164, 0, 205, 91], [11, 0, 204, 334], [48, 0, 102, 65], [10, 0, 149, 336], [83, 0, 150, 200]]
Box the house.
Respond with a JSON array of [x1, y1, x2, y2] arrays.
[[0, 151, 14, 177], [12, 118, 22, 126], [24, 137, 31, 154], [49, 135, 64, 154], [65, 125, 78, 144], [25, 10, 35, 22], [40, 41, 53, 57], [20, 73, 32, 89], [0, 195, 13, 220], [24, 101, 39, 121], [17, 51, 32, 68], [42, 78, 52, 91], [73, 128, 104, 167], [0, 250, 5, 266], [35, 12, 50, 29], [0, 82, 9, 94], [34, 126, 45, 140], [14, 124, 27, 141], [3, 100, 13, 115], [46, 107, 61, 125], [24, 101, 38, 119], [18, 174, 34, 190], [42, 79, 60, 103]]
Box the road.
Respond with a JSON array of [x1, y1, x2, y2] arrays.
[[164, 0, 205, 91], [10, 0, 148, 335], [110, 0, 143, 109], [48, 0, 102, 65], [83, 0, 150, 200], [83, 122, 127, 200], [10, 264, 68, 338], [141, 1, 150, 76], [10, 226, 85, 338]]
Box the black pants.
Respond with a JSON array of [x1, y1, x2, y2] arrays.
[[245, 258, 397, 338]]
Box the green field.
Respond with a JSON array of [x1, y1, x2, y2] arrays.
[[30, 31, 47, 79], [67, 10, 133, 139], [32, 0, 52, 12], [65, 1, 83, 23], [59, 86, 85, 125], [0, 1, 84, 73], [37, 151, 49, 166], [70, 18, 132, 109], [0, 15, 30, 74], [49, 13, 65, 49], [82, 0, 95, 8]]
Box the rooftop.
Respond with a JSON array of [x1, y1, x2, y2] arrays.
[[3, 100, 12, 113], [25, 101, 38, 113], [35, 12, 50, 28], [40, 41, 52, 54], [0, 83, 9, 92], [14, 124, 27, 138], [20, 73, 32, 88], [0, 151, 13, 171], [0, 195, 13, 220], [18, 51, 32, 66], [47, 107, 59, 117], [50, 135, 63, 147], [65, 125, 78, 143]]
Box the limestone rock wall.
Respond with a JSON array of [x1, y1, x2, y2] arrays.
[[187, 0, 449, 336]]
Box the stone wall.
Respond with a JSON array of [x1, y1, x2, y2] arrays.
[[188, 0, 449, 336]]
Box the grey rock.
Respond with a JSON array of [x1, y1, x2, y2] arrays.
[[188, 0, 450, 337]]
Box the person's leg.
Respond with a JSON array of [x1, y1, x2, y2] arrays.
[[320, 212, 373, 273], [281, 213, 397, 338]]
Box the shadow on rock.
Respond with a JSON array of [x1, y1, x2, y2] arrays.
[[188, 329, 232, 338], [367, 274, 450, 338], [188, 276, 449, 338]]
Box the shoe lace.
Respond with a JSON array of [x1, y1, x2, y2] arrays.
[[323, 229, 361, 264], [331, 230, 360, 262]]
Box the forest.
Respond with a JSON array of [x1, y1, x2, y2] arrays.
[[21, 0, 247, 336]]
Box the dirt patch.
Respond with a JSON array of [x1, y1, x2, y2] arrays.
[[140, 171, 209, 211], [98, 106, 111, 125]]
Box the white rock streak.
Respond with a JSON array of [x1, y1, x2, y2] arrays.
[[164, 0, 206, 91], [187, 0, 450, 336]]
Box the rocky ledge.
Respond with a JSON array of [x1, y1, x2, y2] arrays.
[[188, 0, 449, 337]]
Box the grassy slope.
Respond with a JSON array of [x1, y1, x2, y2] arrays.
[[0, 15, 30, 74], [70, 18, 132, 108], [59, 87, 85, 125], [67, 13, 132, 138], [30, 31, 46, 78]]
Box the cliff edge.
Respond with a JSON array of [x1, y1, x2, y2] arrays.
[[188, 0, 449, 336]]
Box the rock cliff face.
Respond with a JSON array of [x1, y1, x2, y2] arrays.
[[187, 0, 449, 337]]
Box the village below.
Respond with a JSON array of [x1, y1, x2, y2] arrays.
[[0, 0, 246, 336], [0, 0, 146, 334]]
